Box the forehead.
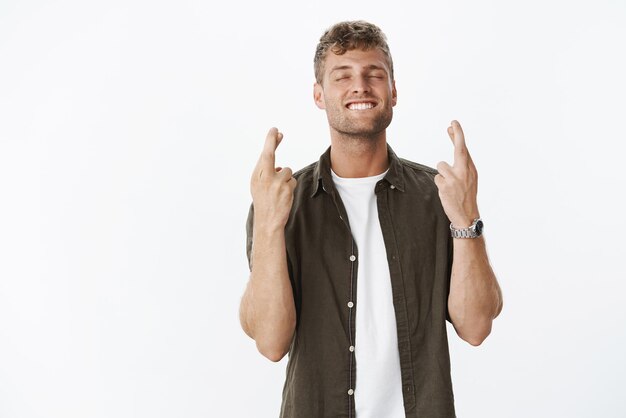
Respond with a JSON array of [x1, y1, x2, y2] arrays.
[[324, 48, 390, 74]]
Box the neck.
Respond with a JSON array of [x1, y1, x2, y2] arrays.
[[329, 130, 389, 178]]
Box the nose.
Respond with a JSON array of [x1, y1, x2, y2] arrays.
[[351, 75, 371, 94]]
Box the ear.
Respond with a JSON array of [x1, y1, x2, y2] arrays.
[[313, 82, 326, 110], [391, 79, 398, 107]]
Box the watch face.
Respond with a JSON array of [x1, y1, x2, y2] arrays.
[[475, 219, 484, 235]]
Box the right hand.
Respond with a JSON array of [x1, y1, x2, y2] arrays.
[[250, 127, 298, 231]]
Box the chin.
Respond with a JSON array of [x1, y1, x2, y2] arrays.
[[335, 127, 387, 139], [343, 120, 392, 137], [327, 110, 392, 137]]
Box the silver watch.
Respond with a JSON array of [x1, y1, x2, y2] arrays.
[[450, 218, 484, 239]]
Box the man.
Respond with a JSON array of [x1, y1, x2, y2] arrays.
[[239, 20, 503, 418]]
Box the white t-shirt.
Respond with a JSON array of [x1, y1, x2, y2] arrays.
[[331, 168, 405, 418]]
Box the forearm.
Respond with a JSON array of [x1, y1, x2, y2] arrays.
[[241, 225, 296, 361], [447, 235, 502, 345]]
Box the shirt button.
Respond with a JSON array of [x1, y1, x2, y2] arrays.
[[348, 389, 354, 395], [349, 345, 355, 352], [390, 184, 396, 189], [347, 301, 354, 308], [349, 255, 356, 262]]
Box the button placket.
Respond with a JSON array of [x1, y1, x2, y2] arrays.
[[332, 191, 358, 417], [348, 236, 357, 416], [376, 181, 417, 410]]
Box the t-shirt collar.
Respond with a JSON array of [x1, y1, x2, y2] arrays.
[[311, 143, 406, 198]]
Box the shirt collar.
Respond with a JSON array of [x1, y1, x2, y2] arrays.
[[310, 143, 406, 198]]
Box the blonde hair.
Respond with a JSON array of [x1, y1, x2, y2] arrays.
[[314, 20, 394, 84]]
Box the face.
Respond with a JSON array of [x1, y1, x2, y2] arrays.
[[314, 48, 397, 139]]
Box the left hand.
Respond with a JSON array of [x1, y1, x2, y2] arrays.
[[434, 120, 480, 228]]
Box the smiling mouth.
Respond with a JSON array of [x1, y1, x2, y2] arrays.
[[346, 102, 377, 111]]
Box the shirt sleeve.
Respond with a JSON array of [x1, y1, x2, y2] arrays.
[[245, 202, 254, 272]]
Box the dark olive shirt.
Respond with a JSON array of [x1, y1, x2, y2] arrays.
[[246, 144, 456, 418]]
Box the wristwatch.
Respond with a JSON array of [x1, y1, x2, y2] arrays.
[[450, 218, 484, 239]]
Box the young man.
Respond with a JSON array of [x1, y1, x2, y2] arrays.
[[239, 20, 503, 418]]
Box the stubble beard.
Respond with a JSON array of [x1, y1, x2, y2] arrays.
[[327, 102, 393, 143]]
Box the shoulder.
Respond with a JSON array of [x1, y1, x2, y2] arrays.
[[292, 161, 317, 179], [290, 160, 319, 201], [392, 154, 442, 196], [399, 157, 438, 177]]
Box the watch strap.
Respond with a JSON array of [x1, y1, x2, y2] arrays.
[[450, 218, 483, 239]]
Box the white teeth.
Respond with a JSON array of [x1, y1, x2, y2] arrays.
[[348, 102, 374, 110]]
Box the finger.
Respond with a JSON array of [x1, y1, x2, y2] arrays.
[[286, 177, 298, 192], [276, 167, 293, 180], [436, 161, 453, 177], [433, 173, 445, 188], [449, 122, 476, 168], [449, 120, 469, 166], [256, 127, 282, 172]]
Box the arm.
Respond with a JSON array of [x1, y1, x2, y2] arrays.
[[239, 220, 296, 361], [238, 127, 297, 362], [447, 233, 503, 346], [434, 120, 503, 346]]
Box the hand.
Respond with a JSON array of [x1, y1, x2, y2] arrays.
[[250, 127, 298, 231], [434, 120, 480, 228]]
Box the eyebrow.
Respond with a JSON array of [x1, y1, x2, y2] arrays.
[[329, 64, 387, 73]]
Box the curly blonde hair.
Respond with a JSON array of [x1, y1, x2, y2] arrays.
[[314, 20, 394, 85]]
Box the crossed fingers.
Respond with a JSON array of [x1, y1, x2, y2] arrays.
[[437, 120, 476, 178], [253, 127, 296, 185]]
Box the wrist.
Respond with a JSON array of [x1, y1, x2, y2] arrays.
[[450, 217, 484, 239], [450, 216, 479, 228], [253, 222, 286, 237]]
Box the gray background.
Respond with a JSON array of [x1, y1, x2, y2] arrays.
[[1, 0, 624, 417]]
